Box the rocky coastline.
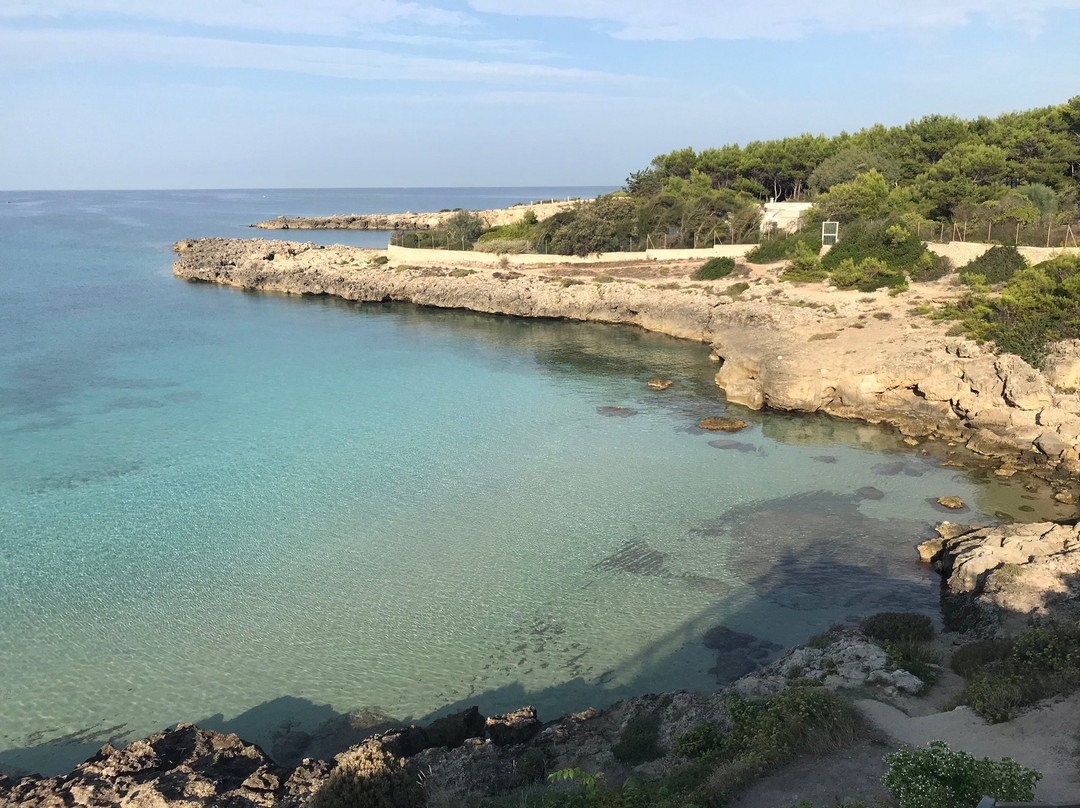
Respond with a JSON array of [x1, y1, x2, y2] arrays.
[[10, 236, 1073, 806], [250, 200, 578, 232], [173, 237, 1080, 489], [6, 512, 1080, 806]]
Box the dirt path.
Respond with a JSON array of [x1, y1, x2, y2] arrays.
[[856, 695, 1080, 803]]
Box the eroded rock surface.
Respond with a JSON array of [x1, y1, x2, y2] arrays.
[[919, 521, 1080, 633]]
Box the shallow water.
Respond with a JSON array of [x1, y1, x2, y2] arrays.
[[0, 189, 1070, 775]]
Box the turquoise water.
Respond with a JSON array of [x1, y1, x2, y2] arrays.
[[0, 189, 1062, 776]]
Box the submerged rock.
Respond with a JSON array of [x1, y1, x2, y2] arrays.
[[936, 496, 965, 510], [698, 416, 748, 432], [647, 378, 673, 390], [596, 406, 638, 417]]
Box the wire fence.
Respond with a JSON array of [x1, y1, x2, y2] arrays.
[[915, 219, 1079, 248]]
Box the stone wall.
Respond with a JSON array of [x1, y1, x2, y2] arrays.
[[384, 243, 754, 267]]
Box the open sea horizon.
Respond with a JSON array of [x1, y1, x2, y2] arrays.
[[0, 187, 1060, 776]]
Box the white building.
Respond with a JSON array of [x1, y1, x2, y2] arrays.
[[761, 201, 814, 235]]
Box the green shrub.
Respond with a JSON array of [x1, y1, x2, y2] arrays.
[[746, 232, 822, 264], [781, 241, 827, 282], [829, 257, 906, 292], [909, 250, 953, 282], [722, 281, 750, 297], [956, 622, 1080, 722], [859, 612, 935, 643], [820, 218, 928, 280], [936, 254, 1080, 367], [311, 743, 424, 808], [883, 740, 1040, 808], [368, 255, 390, 266], [882, 639, 940, 686], [612, 711, 663, 765], [951, 638, 1014, 679], [691, 685, 862, 804], [693, 256, 736, 280], [671, 721, 724, 760], [960, 245, 1028, 286]]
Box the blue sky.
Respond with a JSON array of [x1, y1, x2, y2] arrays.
[[2, 1, 1080, 190]]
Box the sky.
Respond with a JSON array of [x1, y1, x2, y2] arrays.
[[2, 1, 1080, 190]]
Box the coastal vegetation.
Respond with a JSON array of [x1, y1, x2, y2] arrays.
[[936, 252, 1080, 366], [952, 621, 1080, 723]]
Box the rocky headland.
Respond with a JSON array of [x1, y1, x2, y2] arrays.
[[250, 200, 578, 231], [173, 237, 1080, 489]]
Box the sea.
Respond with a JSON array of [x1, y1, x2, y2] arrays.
[[0, 188, 1063, 775]]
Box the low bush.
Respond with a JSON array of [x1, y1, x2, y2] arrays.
[[956, 621, 1080, 722], [829, 257, 907, 292], [859, 612, 935, 643], [693, 256, 736, 280], [781, 241, 828, 283], [909, 250, 953, 282], [883, 740, 1040, 808], [721, 281, 750, 297], [959, 245, 1028, 286], [671, 721, 723, 760], [746, 231, 822, 264], [474, 239, 533, 254], [951, 638, 1014, 679], [936, 253, 1080, 367], [612, 711, 663, 765]]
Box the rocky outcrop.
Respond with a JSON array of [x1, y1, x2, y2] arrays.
[[0, 723, 329, 808], [173, 238, 1080, 481], [251, 200, 578, 231], [918, 521, 1080, 633]]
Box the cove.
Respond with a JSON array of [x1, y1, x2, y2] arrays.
[[0, 190, 1068, 777]]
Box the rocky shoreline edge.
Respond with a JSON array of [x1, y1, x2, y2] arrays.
[[250, 200, 577, 232], [4, 517, 1079, 807], [174, 237, 1080, 490]]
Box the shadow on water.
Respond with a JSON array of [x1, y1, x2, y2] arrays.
[[0, 486, 943, 777]]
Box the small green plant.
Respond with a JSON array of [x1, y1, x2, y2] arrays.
[[883, 740, 1040, 808], [612, 711, 663, 765], [368, 254, 390, 266], [722, 281, 750, 297], [593, 274, 615, 283], [547, 767, 604, 798], [951, 638, 1014, 678], [693, 256, 736, 280], [746, 231, 822, 264], [450, 268, 475, 277], [859, 612, 934, 643]]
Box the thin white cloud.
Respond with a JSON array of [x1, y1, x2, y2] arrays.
[[467, 0, 1080, 39], [0, 0, 463, 35], [0, 28, 622, 83]]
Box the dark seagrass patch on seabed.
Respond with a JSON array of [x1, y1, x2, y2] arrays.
[[708, 439, 762, 454], [596, 406, 639, 417]]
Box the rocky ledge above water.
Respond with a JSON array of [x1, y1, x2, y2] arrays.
[[919, 520, 1080, 634], [173, 237, 1080, 487]]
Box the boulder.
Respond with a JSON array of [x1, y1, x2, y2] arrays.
[[936, 496, 965, 510], [485, 708, 541, 747], [646, 378, 673, 390], [1035, 430, 1071, 459], [997, 354, 1054, 411], [1042, 339, 1080, 390], [425, 707, 487, 749], [966, 428, 1021, 459]]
